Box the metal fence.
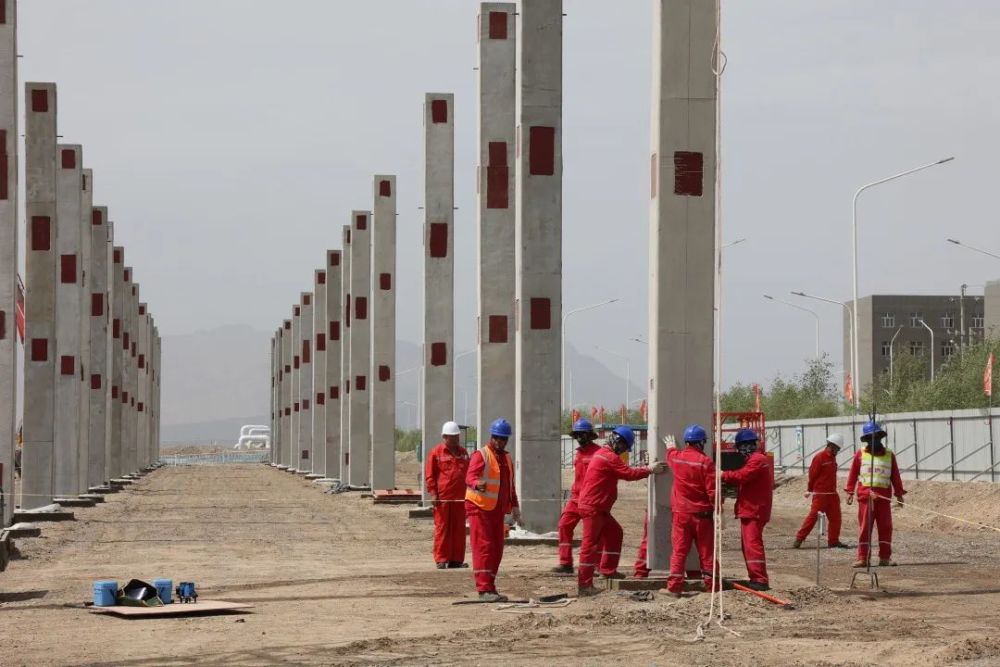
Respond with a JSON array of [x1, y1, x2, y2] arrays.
[[161, 450, 271, 466], [766, 408, 999, 482]]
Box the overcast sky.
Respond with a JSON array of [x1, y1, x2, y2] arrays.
[[18, 0, 1000, 391]]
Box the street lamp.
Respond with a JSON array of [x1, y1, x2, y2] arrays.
[[790, 290, 855, 390], [852, 157, 954, 408], [562, 299, 619, 411], [888, 327, 903, 383], [763, 294, 820, 358], [594, 345, 630, 410], [946, 238, 1000, 261], [917, 319, 935, 381]]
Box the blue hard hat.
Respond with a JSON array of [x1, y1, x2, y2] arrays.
[[571, 418, 595, 434], [734, 428, 759, 445], [683, 424, 708, 444], [861, 421, 885, 440], [611, 426, 635, 452], [490, 418, 512, 438]]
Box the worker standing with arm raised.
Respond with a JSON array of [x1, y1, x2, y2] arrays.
[[465, 418, 520, 602], [552, 419, 602, 575], [793, 433, 850, 549], [721, 428, 773, 591], [425, 421, 470, 569], [845, 421, 906, 567]]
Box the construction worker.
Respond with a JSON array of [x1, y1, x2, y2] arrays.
[[552, 418, 602, 575], [845, 421, 906, 567], [721, 428, 772, 591], [577, 426, 667, 596], [465, 418, 520, 602], [662, 424, 719, 597], [793, 433, 850, 549], [425, 421, 470, 569]]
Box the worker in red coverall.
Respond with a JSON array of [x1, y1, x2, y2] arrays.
[[793, 433, 850, 549], [465, 418, 520, 603], [425, 421, 470, 569], [552, 418, 602, 575], [845, 421, 906, 568], [577, 426, 667, 597], [721, 428, 773, 591]]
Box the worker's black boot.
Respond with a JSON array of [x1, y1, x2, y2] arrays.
[[829, 541, 851, 549], [577, 586, 602, 597], [792, 539, 803, 549], [435, 562, 448, 569], [448, 561, 469, 568], [601, 571, 626, 580], [550, 564, 574, 575], [745, 581, 770, 592]]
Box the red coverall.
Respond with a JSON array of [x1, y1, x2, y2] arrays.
[[722, 451, 772, 585], [557, 442, 601, 567], [845, 448, 905, 561], [576, 448, 650, 589], [665, 446, 718, 594], [425, 441, 470, 565], [465, 445, 519, 593], [795, 448, 842, 546]]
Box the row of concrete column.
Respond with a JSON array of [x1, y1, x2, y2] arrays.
[[0, 1, 162, 526], [269, 178, 397, 491]]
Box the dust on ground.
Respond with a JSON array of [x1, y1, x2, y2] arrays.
[[1, 457, 999, 666]]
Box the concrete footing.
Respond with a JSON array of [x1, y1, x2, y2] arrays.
[[408, 506, 433, 519], [505, 534, 559, 547], [109, 478, 134, 486], [78, 493, 105, 503], [313, 478, 339, 485], [88, 485, 116, 494], [52, 497, 95, 508], [304, 473, 323, 480], [606, 577, 706, 593], [6, 523, 42, 538], [13, 507, 74, 522]]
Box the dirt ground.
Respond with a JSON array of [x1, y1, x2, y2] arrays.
[[2, 457, 1000, 667]]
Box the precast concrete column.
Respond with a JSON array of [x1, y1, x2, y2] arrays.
[[22, 82, 58, 509], [646, 0, 718, 573], [514, 1, 563, 533], [477, 4, 516, 449], [87, 206, 109, 488], [280, 318, 292, 467], [270, 329, 279, 463], [348, 211, 371, 487], [77, 169, 93, 491], [422, 93, 455, 501], [136, 304, 148, 469], [325, 250, 342, 480], [370, 176, 396, 490], [124, 277, 137, 474], [289, 302, 300, 470], [0, 0, 18, 525], [107, 244, 123, 480], [153, 329, 161, 461], [339, 227, 352, 478], [53, 144, 83, 499], [297, 291, 314, 472], [311, 271, 327, 475]]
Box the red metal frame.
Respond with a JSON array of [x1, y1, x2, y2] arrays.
[[714, 411, 767, 454]]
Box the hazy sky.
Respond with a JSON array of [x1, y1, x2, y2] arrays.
[[18, 1, 1000, 392]]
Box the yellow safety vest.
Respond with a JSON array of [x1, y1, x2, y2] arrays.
[[465, 446, 512, 511], [859, 451, 893, 488]]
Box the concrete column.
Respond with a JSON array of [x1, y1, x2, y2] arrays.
[[324, 249, 342, 480], [153, 328, 161, 462], [297, 291, 313, 472], [348, 211, 371, 487], [136, 303, 148, 469], [289, 301, 300, 470], [0, 0, 18, 525], [477, 4, 517, 451], [124, 276, 137, 474], [77, 168, 93, 491], [422, 93, 455, 500], [311, 270, 326, 476], [107, 244, 123, 480], [87, 206, 109, 488], [339, 226, 352, 479], [119, 269, 132, 476], [22, 82, 58, 510], [370, 176, 396, 490], [270, 329, 279, 463], [646, 0, 718, 573], [279, 318, 292, 468], [514, 1, 563, 533]]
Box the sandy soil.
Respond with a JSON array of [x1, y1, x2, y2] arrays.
[[2, 458, 1000, 667]]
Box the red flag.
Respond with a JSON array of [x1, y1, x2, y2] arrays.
[[620, 404, 627, 423], [844, 373, 854, 404], [752, 383, 761, 413], [639, 399, 648, 420], [986, 353, 995, 397]]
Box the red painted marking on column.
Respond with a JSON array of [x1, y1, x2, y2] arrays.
[[429, 223, 448, 258], [293, 355, 300, 370], [530, 298, 552, 330], [0, 311, 4, 340], [0, 131, 7, 201], [316, 392, 325, 406], [316, 333, 326, 352], [138, 402, 144, 412], [123, 332, 130, 349], [329, 251, 340, 266], [355, 296, 367, 320], [91, 293, 104, 317], [528, 126, 556, 176], [30, 216, 51, 251], [344, 452, 349, 465], [91, 374, 102, 390], [650, 153, 658, 198], [379, 179, 392, 197], [284, 321, 291, 330], [303, 294, 311, 306], [294, 402, 299, 412], [138, 354, 145, 369], [431, 99, 448, 123], [486, 165, 509, 209], [92, 209, 102, 225], [378, 365, 390, 381], [430, 342, 447, 366], [61, 149, 76, 169], [673, 151, 704, 196], [302, 450, 309, 460], [345, 230, 351, 243], [111, 386, 119, 399], [284, 407, 290, 416], [60, 255, 77, 283], [30, 338, 47, 362], [379, 273, 391, 290], [355, 213, 367, 230], [318, 271, 326, 285], [355, 375, 366, 391], [488, 315, 508, 343], [284, 364, 290, 373], [131, 342, 136, 357], [139, 304, 146, 315], [345, 379, 350, 394], [60, 355, 74, 375], [489, 141, 507, 166], [0, 1, 6, 25], [329, 320, 340, 341], [30, 89, 48, 113], [130, 397, 135, 407], [293, 306, 300, 316], [113, 249, 122, 264], [489, 11, 508, 39], [330, 386, 339, 400], [345, 296, 351, 327], [302, 339, 311, 364], [303, 399, 310, 410], [131, 285, 136, 297], [112, 319, 121, 338]]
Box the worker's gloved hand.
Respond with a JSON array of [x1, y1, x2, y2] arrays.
[[648, 461, 667, 475], [663, 435, 677, 450], [431, 494, 440, 508], [846, 493, 854, 506], [894, 496, 904, 508], [510, 507, 522, 525]]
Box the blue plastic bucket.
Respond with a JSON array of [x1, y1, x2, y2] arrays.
[[153, 578, 172, 604], [93, 580, 117, 607]]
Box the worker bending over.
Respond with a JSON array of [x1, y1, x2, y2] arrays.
[[721, 429, 773, 592], [845, 421, 906, 568], [465, 418, 520, 602], [576, 426, 666, 596], [553, 419, 602, 575], [425, 421, 470, 569], [794, 433, 850, 549]]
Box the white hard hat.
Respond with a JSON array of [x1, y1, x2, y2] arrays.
[[442, 421, 461, 436], [826, 433, 844, 448]]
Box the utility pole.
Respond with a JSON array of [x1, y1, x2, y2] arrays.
[[959, 283, 967, 354]]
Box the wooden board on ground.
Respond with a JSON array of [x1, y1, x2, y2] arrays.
[[89, 600, 252, 618]]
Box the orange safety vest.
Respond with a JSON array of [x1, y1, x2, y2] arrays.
[[465, 445, 513, 511]]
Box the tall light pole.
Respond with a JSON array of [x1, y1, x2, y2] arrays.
[[594, 345, 630, 411], [918, 319, 935, 381], [722, 238, 747, 250], [763, 294, 820, 358], [888, 327, 903, 383], [946, 238, 1000, 261], [791, 290, 855, 391], [852, 157, 954, 407], [562, 299, 619, 412]]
